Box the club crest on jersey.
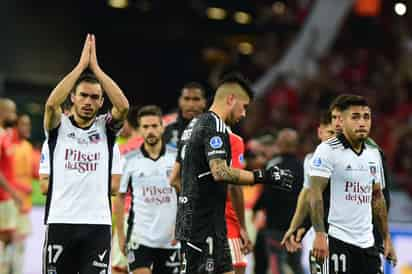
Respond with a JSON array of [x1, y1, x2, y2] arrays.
[[210, 136, 223, 149], [369, 165, 377, 176], [89, 133, 101, 144], [312, 157, 322, 167]]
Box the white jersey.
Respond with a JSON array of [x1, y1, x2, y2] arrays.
[[44, 113, 123, 225], [309, 134, 383, 248], [119, 145, 178, 249], [303, 152, 314, 189]]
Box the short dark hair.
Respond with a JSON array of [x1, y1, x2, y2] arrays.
[[137, 105, 163, 127], [217, 72, 254, 100], [181, 82, 206, 98], [319, 111, 331, 125], [330, 94, 369, 112], [71, 73, 101, 95], [127, 106, 141, 129]]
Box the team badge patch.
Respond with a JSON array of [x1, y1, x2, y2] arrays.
[[210, 136, 223, 149], [313, 157, 322, 167]]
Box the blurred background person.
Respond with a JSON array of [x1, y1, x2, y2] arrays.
[[10, 114, 37, 274], [254, 129, 304, 274]]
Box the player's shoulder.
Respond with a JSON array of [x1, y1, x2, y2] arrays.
[[197, 112, 227, 133], [165, 144, 178, 155], [123, 148, 144, 161], [322, 136, 345, 150]]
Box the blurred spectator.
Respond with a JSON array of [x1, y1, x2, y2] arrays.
[[11, 114, 37, 274], [254, 129, 304, 274]]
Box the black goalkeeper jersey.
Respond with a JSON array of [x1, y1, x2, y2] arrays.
[[176, 111, 232, 242]]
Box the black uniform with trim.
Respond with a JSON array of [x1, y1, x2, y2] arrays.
[[176, 111, 233, 274]]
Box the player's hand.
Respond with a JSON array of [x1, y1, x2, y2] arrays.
[[312, 232, 328, 262], [78, 34, 91, 71], [384, 237, 397, 267], [239, 227, 253, 254], [281, 227, 305, 252], [254, 166, 294, 191], [118, 234, 126, 256], [89, 34, 101, 73]]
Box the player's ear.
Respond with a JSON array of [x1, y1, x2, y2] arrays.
[[98, 96, 104, 108], [227, 94, 236, 107], [70, 92, 75, 104]]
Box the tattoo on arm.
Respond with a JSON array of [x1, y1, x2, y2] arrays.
[[209, 159, 240, 183], [309, 176, 329, 233], [372, 185, 389, 240]]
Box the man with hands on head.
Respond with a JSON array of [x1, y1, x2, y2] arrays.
[[42, 34, 129, 274]]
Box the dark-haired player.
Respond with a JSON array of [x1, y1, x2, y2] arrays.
[[176, 73, 294, 274], [42, 34, 129, 274], [309, 95, 396, 273]]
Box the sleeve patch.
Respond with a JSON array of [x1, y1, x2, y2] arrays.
[[210, 136, 223, 149]]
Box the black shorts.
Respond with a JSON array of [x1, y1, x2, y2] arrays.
[[43, 224, 111, 274], [181, 237, 233, 274], [127, 244, 180, 274], [327, 236, 382, 274]]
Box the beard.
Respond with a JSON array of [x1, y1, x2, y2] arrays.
[[73, 106, 96, 122], [145, 135, 160, 146]]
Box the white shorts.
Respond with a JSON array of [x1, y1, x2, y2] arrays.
[[0, 199, 18, 233], [228, 237, 247, 268]]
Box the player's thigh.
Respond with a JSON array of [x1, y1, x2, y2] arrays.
[[152, 248, 180, 274], [363, 247, 382, 274], [43, 224, 77, 274], [328, 236, 355, 274], [78, 225, 111, 274], [127, 244, 154, 273], [132, 267, 151, 274]]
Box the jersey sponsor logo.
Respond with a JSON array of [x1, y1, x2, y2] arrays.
[[210, 136, 223, 149], [313, 157, 322, 167], [64, 149, 101, 173], [142, 185, 174, 205], [344, 181, 372, 205]]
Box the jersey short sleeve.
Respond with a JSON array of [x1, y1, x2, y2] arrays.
[[302, 153, 313, 188], [111, 144, 123, 175], [309, 142, 334, 179], [39, 141, 50, 175], [203, 126, 230, 162], [119, 161, 131, 194]]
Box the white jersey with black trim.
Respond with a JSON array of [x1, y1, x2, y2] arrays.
[[309, 134, 383, 248], [119, 145, 178, 249], [44, 113, 122, 225]]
